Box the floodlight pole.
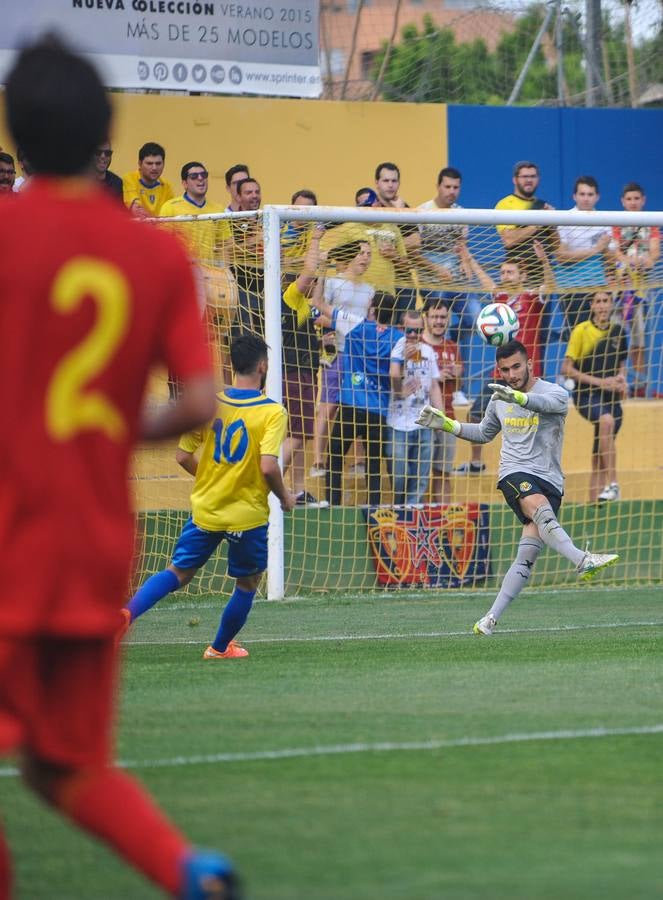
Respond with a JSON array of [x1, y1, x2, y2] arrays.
[[555, 0, 565, 106], [507, 1, 556, 105], [585, 0, 602, 105]]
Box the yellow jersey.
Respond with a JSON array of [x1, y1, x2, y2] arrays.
[[159, 194, 231, 266], [122, 170, 174, 216], [178, 387, 288, 531], [566, 319, 616, 362], [494, 193, 534, 234]]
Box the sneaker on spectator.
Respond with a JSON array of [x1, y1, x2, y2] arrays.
[[453, 462, 486, 475], [309, 462, 326, 478], [452, 390, 470, 406], [597, 482, 620, 502], [295, 491, 329, 508]]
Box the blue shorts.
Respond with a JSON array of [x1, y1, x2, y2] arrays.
[[171, 517, 268, 578]]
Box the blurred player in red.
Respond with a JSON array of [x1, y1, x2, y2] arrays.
[[0, 35, 240, 900]]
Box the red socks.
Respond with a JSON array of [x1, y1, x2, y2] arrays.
[[0, 827, 11, 900], [56, 766, 189, 896]]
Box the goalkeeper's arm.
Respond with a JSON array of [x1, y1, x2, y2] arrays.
[[415, 405, 461, 435], [416, 405, 500, 445]]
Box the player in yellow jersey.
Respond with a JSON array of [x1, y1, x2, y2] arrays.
[[159, 161, 230, 266], [122, 333, 296, 658], [123, 141, 174, 217]]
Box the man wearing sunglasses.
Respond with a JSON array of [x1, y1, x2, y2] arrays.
[[93, 140, 123, 199], [159, 161, 229, 266]]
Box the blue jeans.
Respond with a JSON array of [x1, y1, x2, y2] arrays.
[[388, 427, 433, 506]]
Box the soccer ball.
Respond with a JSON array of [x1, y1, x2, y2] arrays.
[[475, 303, 520, 347]]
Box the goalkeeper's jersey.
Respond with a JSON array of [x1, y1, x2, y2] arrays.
[[459, 379, 569, 494]]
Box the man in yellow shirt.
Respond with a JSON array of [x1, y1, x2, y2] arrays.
[[123, 141, 174, 217], [561, 290, 628, 503], [495, 160, 558, 288], [122, 333, 295, 658], [159, 160, 230, 266]]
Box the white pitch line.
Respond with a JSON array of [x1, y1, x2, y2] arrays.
[[126, 619, 663, 647], [1, 724, 661, 778], [157, 583, 655, 609]]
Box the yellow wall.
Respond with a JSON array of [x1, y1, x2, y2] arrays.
[[0, 93, 446, 207]]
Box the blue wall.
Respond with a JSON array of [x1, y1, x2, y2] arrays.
[[447, 105, 663, 210], [446, 105, 663, 395]]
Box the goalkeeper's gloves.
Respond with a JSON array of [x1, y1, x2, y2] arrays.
[[488, 383, 528, 406], [416, 405, 461, 435]]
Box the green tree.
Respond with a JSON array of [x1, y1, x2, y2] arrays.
[[370, 6, 635, 106]]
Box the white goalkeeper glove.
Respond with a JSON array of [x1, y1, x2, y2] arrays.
[[487, 383, 528, 406], [415, 405, 461, 435]]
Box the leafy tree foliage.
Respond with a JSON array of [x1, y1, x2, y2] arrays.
[[370, 7, 645, 106]]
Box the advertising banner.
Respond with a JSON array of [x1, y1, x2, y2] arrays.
[[0, 0, 321, 97], [364, 503, 491, 589]]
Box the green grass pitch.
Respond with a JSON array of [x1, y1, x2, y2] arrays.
[[2, 587, 662, 899]]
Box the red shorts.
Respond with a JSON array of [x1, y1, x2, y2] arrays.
[[0, 636, 118, 768]]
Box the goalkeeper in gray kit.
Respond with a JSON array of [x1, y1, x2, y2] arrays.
[[416, 339, 619, 635]]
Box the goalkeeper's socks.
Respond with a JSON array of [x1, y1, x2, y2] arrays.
[[489, 537, 543, 621], [212, 586, 255, 651], [532, 504, 585, 566], [54, 766, 188, 895], [127, 569, 180, 621]]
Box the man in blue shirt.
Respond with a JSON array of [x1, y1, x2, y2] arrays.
[[323, 291, 401, 506]]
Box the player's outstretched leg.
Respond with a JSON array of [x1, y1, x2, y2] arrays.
[[531, 503, 586, 566], [23, 760, 240, 898], [203, 581, 256, 660], [531, 502, 619, 580], [474, 536, 543, 635], [126, 569, 181, 624], [0, 827, 11, 898]]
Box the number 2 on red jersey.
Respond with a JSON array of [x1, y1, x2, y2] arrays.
[[46, 256, 130, 442]]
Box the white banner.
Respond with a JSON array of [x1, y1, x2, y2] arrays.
[[0, 0, 322, 98]]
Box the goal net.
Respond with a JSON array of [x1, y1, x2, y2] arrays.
[[133, 203, 663, 599]]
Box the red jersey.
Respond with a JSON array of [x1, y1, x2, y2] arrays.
[[423, 336, 462, 417], [493, 290, 544, 377], [0, 179, 211, 637]]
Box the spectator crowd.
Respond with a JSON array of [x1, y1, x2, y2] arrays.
[[2, 142, 659, 509]]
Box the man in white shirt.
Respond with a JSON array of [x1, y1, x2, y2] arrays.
[[388, 310, 443, 506], [556, 175, 612, 331]]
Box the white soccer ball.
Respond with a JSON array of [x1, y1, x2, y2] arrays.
[[475, 303, 520, 347]]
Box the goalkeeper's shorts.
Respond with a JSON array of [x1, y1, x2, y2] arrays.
[[498, 471, 562, 525]]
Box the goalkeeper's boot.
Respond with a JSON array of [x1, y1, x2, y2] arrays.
[[473, 614, 497, 636], [181, 849, 241, 900], [577, 552, 620, 582], [203, 641, 249, 660]]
